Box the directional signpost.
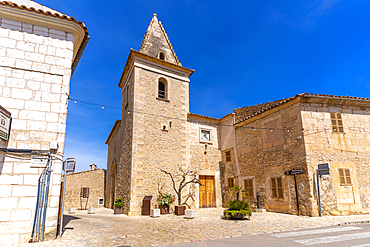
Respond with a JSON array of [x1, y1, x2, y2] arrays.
[[317, 163, 330, 216], [284, 168, 305, 215]]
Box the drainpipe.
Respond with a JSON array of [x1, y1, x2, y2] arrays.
[[40, 156, 52, 241]]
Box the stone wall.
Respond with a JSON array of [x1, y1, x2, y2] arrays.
[[62, 169, 105, 211], [0, 17, 74, 243], [187, 116, 222, 209], [105, 122, 122, 209], [235, 101, 312, 215], [301, 100, 370, 215]]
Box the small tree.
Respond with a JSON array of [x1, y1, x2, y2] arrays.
[[160, 166, 201, 206], [230, 186, 248, 201]]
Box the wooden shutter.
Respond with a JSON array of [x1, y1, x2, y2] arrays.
[[228, 178, 234, 188], [226, 151, 231, 162], [277, 177, 283, 198], [271, 177, 283, 198], [271, 178, 277, 198], [339, 168, 351, 186], [331, 113, 344, 133], [244, 179, 254, 197]]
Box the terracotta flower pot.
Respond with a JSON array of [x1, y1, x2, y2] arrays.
[[159, 205, 170, 214], [175, 205, 186, 215], [114, 206, 123, 214]]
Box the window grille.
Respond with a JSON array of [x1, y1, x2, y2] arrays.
[[81, 187, 89, 198]]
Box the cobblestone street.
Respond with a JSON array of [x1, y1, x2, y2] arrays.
[[11, 208, 370, 247]]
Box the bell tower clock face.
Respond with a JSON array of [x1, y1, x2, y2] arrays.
[[200, 130, 211, 142]]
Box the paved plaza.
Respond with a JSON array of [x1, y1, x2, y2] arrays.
[[10, 208, 370, 247]]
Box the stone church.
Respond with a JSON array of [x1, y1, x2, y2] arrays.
[[106, 14, 370, 216], [105, 14, 223, 215]]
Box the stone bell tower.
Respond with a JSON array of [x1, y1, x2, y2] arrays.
[[115, 14, 195, 215]]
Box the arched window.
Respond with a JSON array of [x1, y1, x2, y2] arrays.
[[159, 52, 165, 60], [158, 78, 167, 99]]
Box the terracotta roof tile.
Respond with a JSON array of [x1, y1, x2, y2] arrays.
[[234, 93, 370, 124], [0, 1, 88, 34]]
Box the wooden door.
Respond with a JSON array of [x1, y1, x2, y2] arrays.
[[199, 175, 215, 207]]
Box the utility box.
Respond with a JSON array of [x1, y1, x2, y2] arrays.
[[185, 209, 195, 219], [141, 196, 153, 215], [68, 208, 76, 214], [87, 207, 96, 214], [150, 209, 160, 217]]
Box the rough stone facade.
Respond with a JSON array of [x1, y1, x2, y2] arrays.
[[301, 97, 370, 215], [234, 95, 370, 216], [0, 1, 87, 244], [62, 166, 105, 211]]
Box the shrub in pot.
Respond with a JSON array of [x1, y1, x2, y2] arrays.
[[114, 197, 124, 214], [223, 200, 252, 220], [159, 193, 172, 214]]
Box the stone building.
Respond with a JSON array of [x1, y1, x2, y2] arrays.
[[106, 14, 222, 215], [61, 164, 105, 211], [233, 93, 370, 216], [0, 0, 88, 243], [106, 14, 370, 217]]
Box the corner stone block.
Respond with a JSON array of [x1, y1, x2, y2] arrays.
[[0, 198, 18, 209], [18, 197, 37, 209], [10, 209, 32, 222], [12, 185, 38, 197], [0, 174, 23, 185], [0, 209, 11, 221], [0, 185, 12, 197]]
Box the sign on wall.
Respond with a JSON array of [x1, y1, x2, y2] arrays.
[[0, 105, 11, 141]]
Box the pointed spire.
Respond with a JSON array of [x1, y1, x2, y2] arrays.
[[139, 14, 181, 66]]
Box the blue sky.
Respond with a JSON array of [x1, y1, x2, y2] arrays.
[[42, 0, 370, 171]]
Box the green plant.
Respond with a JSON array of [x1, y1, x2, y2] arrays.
[[114, 197, 123, 208], [230, 186, 248, 201], [224, 199, 252, 220], [226, 200, 250, 211], [159, 193, 173, 206]]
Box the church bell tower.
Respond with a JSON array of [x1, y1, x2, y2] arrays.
[[116, 14, 195, 215]]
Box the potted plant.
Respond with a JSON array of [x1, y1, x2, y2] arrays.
[[114, 197, 124, 214], [161, 166, 201, 215], [223, 200, 252, 220], [159, 193, 172, 214], [224, 186, 252, 220]]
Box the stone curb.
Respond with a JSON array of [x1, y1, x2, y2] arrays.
[[338, 220, 370, 225]]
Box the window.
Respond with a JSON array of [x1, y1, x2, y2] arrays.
[[331, 113, 344, 133], [271, 177, 283, 199], [159, 52, 165, 60], [225, 151, 231, 162], [98, 198, 104, 205], [200, 129, 211, 142], [158, 78, 167, 99], [244, 179, 254, 197], [124, 85, 129, 109], [338, 168, 351, 186], [228, 178, 235, 188]]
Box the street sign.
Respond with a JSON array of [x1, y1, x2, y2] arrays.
[[284, 169, 305, 175], [318, 163, 330, 175], [0, 105, 11, 141], [30, 156, 48, 168], [63, 158, 76, 172]]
